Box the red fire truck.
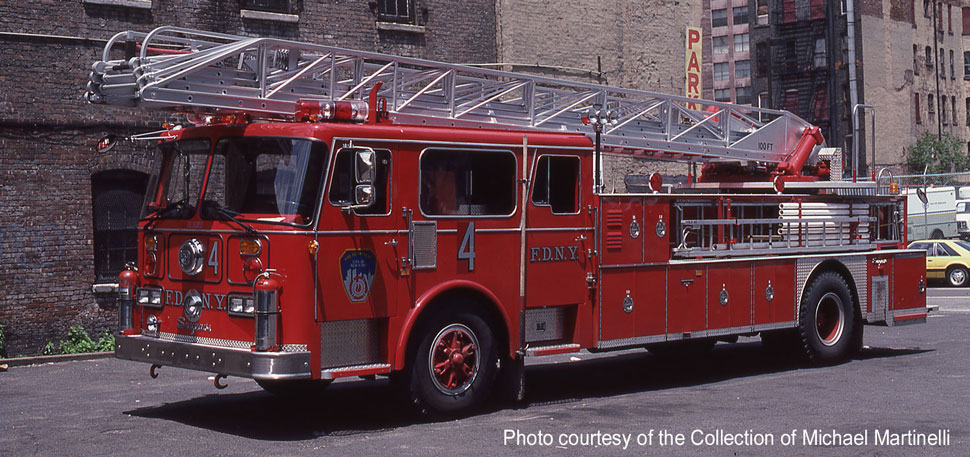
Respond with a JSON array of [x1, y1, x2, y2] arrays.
[[87, 27, 926, 416]]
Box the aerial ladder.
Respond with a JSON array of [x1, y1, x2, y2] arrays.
[[86, 26, 830, 181]]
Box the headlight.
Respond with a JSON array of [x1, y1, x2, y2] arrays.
[[146, 314, 160, 337], [136, 288, 162, 308], [228, 295, 256, 317], [178, 238, 205, 275]]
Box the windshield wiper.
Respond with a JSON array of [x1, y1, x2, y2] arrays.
[[203, 201, 258, 235]]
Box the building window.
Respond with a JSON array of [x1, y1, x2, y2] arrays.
[[927, 46, 933, 69], [939, 3, 943, 29], [736, 86, 752, 104], [782, 0, 795, 22], [714, 88, 732, 102], [963, 7, 970, 35], [714, 62, 730, 80], [924, 0, 930, 18], [813, 86, 828, 121], [735, 60, 750, 79], [914, 45, 920, 75], [950, 49, 957, 79], [784, 89, 799, 112], [712, 9, 728, 27], [950, 95, 957, 125], [810, 0, 825, 19], [733, 6, 749, 25], [814, 38, 827, 68], [758, 92, 770, 121], [734, 33, 749, 52], [949, 5, 953, 33], [757, 0, 769, 25], [942, 98, 948, 125], [929, 94, 935, 125], [916, 93, 921, 124], [241, 0, 292, 13], [92, 170, 149, 282], [377, 0, 415, 24], [713, 36, 729, 54], [756, 42, 769, 76], [940, 48, 946, 77], [964, 51, 970, 78]]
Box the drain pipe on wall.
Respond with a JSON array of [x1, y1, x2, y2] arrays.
[[846, 0, 861, 179]]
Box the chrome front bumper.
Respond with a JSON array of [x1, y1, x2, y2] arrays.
[[115, 335, 312, 381]]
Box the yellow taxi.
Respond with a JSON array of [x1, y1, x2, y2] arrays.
[[908, 239, 970, 287]]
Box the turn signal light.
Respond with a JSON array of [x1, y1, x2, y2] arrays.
[[239, 239, 262, 256], [144, 235, 158, 252], [308, 240, 319, 255], [889, 182, 899, 194]]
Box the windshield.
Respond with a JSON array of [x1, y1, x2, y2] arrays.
[[143, 139, 211, 219], [202, 137, 327, 226]]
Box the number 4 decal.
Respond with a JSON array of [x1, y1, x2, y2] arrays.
[[208, 241, 219, 275], [458, 222, 475, 271]]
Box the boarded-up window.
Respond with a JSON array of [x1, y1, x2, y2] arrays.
[[963, 7, 970, 35]]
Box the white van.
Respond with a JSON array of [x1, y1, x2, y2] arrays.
[[956, 199, 970, 240], [906, 186, 958, 240]]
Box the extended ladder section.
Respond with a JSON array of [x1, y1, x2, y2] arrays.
[[87, 26, 818, 165]]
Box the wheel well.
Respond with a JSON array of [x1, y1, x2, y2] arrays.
[[805, 260, 861, 319], [404, 288, 511, 367]]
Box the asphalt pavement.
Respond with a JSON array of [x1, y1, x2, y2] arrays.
[[1, 288, 968, 456]]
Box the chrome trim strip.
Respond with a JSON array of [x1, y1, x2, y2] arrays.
[[332, 136, 592, 151], [115, 335, 312, 381]]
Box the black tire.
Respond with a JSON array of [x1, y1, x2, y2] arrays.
[[408, 309, 499, 417], [946, 265, 968, 287], [797, 271, 858, 365], [255, 378, 331, 396], [931, 229, 944, 239]]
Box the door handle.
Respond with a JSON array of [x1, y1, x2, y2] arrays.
[[385, 239, 398, 246]]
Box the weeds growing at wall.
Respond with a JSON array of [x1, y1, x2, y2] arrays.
[[42, 326, 114, 355]]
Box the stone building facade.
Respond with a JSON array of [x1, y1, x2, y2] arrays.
[[0, 0, 497, 355]]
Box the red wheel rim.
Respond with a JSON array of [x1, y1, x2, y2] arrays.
[[429, 324, 480, 395], [815, 292, 845, 347]]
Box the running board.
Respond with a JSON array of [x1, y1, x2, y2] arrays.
[[526, 343, 582, 357], [321, 363, 391, 380]]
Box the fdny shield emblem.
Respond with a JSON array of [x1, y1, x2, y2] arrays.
[[340, 250, 377, 303]]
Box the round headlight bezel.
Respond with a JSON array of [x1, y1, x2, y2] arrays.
[[178, 238, 205, 276]]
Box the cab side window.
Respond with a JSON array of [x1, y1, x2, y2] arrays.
[[329, 148, 391, 215], [532, 155, 580, 214], [419, 149, 516, 216]]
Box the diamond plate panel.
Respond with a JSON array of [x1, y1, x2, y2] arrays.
[[524, 307, 566, 343], [795, 256, 867, 324], [321, 319, 382, 368]]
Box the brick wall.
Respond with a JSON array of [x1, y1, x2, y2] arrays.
[[0, 0, 496, 355]]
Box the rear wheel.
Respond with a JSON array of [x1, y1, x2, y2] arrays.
[[408, 309, 499, 417], [797, 271, 858, 364], [947, 266, 968, 287], [931, 229, 944, 239]]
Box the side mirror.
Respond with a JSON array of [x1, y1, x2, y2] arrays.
[[355, 148, 375, 184], [355, 184, 375, 207]]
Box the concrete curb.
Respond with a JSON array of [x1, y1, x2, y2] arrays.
[[0, 352, 113, 368]]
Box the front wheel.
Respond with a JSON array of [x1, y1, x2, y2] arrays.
[[947, 266, 968, 287], [798, 271, 858, 365], [408, 311, 499, 417]]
